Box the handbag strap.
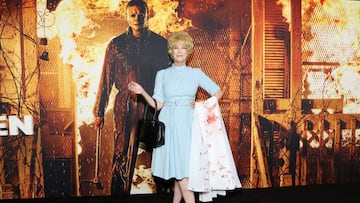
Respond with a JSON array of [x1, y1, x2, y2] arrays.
[[152, 98, 158, 120], [143, 98, 158, 121], [143, 103, 148, 119]]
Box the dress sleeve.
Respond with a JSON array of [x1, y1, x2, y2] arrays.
[[196, 68, 220, 96], [152, 70, 165, 102]]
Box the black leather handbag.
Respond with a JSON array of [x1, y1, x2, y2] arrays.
[[137, 99, 165, 151]]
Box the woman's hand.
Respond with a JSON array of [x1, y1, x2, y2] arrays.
[[127, 81, 158, 109], [128, 81, 144, 94], [191, 100, 195, 109]]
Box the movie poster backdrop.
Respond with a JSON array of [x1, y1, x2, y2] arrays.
[[0, 0, 359, 200]]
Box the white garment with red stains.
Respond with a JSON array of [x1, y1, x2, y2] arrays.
[[188, 96, 241, 202]]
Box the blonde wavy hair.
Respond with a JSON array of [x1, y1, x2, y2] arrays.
[[167, 31, 194, 59]]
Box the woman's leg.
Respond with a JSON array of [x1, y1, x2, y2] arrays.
[[178, 178, 195, 203], [173, 180, 182, 203]]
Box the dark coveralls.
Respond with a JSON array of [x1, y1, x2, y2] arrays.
[[93, 27, 170, 194]]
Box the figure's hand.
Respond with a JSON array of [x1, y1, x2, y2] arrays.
[[128, 81, 144, 94], [94, 116, 104, 129]]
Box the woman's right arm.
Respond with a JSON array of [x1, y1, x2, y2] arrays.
[[128, 81, 164, 110]]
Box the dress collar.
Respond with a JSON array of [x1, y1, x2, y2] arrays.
[[172, 64, 187, 69]]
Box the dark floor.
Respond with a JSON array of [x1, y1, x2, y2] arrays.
[[3, 183, 359, 203]]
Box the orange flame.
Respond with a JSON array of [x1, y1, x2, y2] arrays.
[[277, 0, 360, 113]]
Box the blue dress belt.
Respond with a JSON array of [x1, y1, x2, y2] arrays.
[[164, 100, 192, 106]]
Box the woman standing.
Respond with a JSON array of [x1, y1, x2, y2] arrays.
[[128, 31, 223, 203]]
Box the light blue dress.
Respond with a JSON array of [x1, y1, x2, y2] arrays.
[[151, 65, 220, 180]]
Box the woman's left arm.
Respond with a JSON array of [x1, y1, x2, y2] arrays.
[[213, 89, 224, 100]]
